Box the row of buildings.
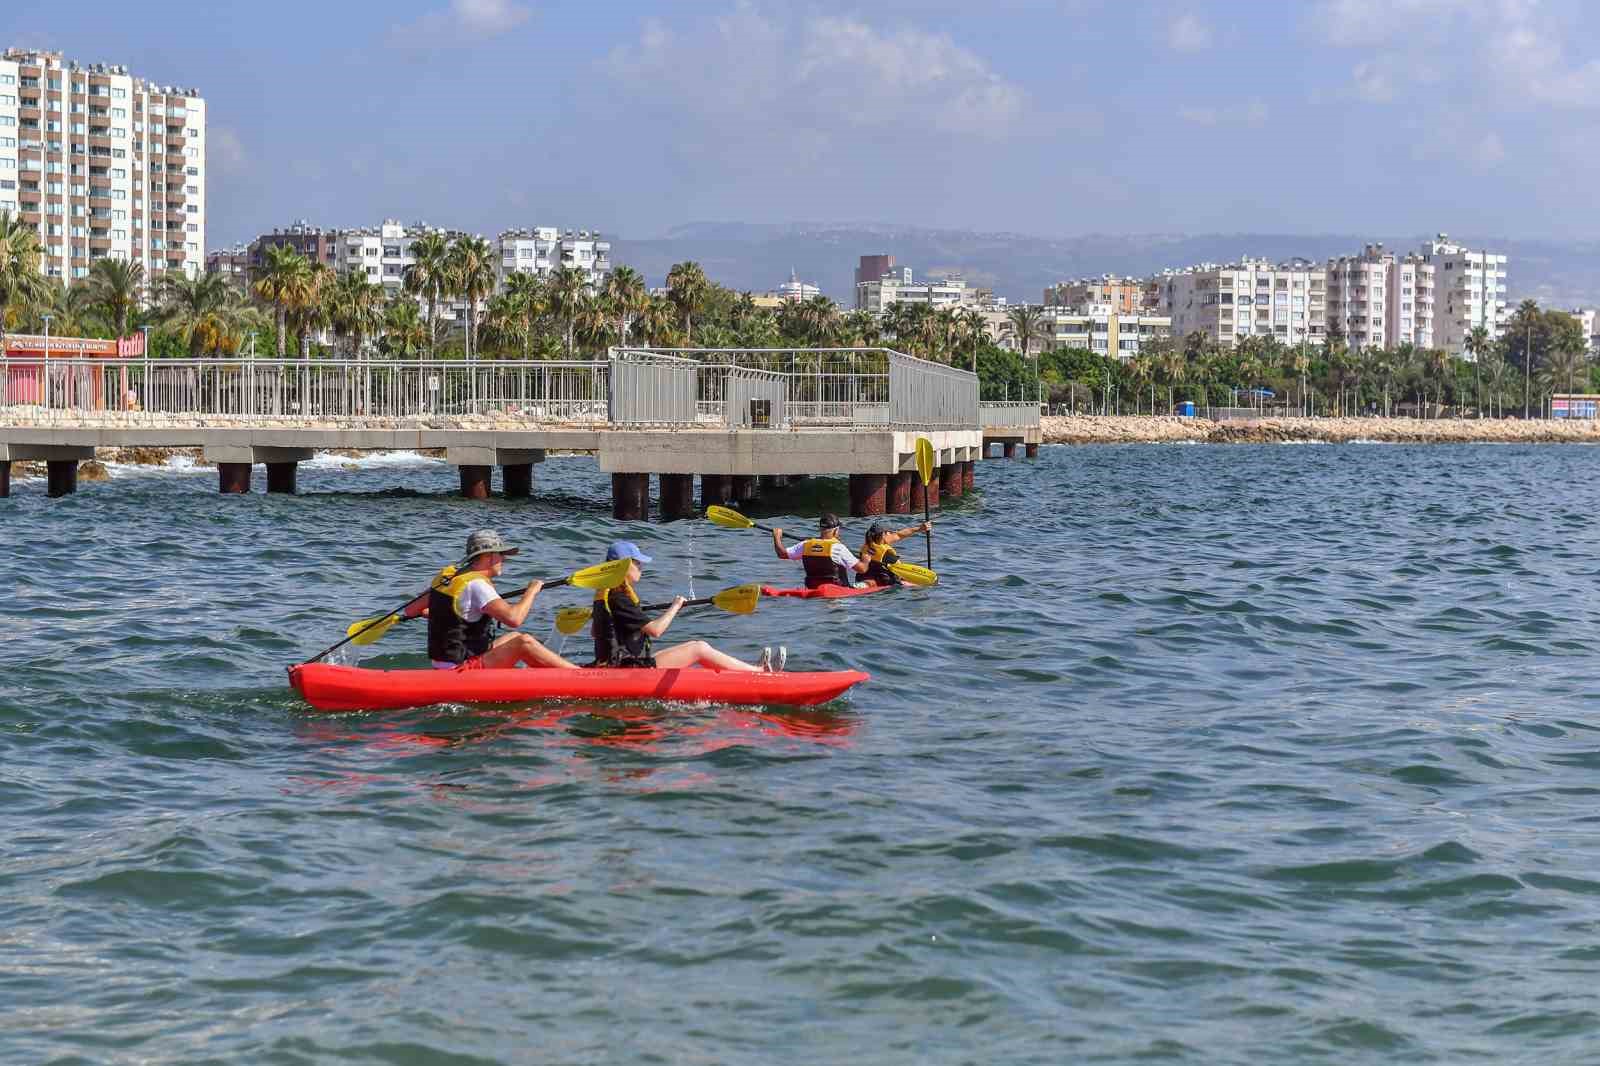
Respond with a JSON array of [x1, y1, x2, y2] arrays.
[[0, 48, 207, 282]]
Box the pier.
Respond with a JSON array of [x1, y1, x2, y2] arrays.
[[0, 348, 1041, 515]]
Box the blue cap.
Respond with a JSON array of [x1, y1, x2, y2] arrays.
[[605, 540, 652, 564]]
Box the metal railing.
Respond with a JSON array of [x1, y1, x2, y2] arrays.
[[608, 351, 698, 425], [980, 401, 1041, 428]]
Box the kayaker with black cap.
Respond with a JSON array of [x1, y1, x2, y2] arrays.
[[404, 529, 579, 671], [594, 540, 780, 672], [770, 512, 870, 590], [858, 518, 932, 586]]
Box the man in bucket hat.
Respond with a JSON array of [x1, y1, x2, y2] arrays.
[[406, 529, 579, 671]]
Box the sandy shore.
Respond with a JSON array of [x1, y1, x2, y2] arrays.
[[1041, 415, 1600, 445]]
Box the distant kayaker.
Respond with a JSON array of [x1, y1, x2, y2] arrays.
[[858, 519, 932, 587], [405, 529, 579, 671], [593, 540, 780, 672], [770, 512, 870, 590]]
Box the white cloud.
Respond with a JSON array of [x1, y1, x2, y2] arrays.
[[209, 126, 247, 175], [390, 0, 531, 46], [1166, 13, 1212, 52]]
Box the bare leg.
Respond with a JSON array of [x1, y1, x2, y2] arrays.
[[480, 632, 580, 670], [653, 639, 764, 673]]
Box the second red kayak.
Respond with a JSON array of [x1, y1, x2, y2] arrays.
[[761, 584, 894, 600]]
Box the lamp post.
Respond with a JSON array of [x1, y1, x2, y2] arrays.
[[41, 313, 53, 410], [140, 325, 152, 411]]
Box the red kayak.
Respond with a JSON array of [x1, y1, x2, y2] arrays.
[[288, 662, 870, 713], [761, 584, 894, 599]]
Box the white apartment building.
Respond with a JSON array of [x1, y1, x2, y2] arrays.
[[856, 271, 971, 314], [1158, 258, 1326, 348], [1567, 308, 1596, 354], [1042, 305, 1173, 358], [336, 219, 463, 323], [1325, 243, 1435, 350], [1417, 234, 1507, 355], [0, 48, 205, 284], [495, 227, 611, 290]]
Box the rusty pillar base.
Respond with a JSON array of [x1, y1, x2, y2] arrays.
[[0, 460, 9, 498], [733, 475, 758, 502], [660, 474, 696, 521], [910, 476, 939, 512], [502, 463, 533, 499], [940, 464, 963, 500], [1002, 442, 1018, 459], [848, 473, 888, 517], [265, 462, 298, 495], [217, 462, 251, 495], [48, 460, 81, 498], [1025, 443, 1040, 459], [887, 471, 914, 514], [459, 465, 492, 500], [701, 474, 733, 512], [612, 472, 650, 521], [962, 460, 975, 492]]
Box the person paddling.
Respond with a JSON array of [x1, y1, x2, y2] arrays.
[[593, 540, 780, 672], [771, 512, 870, 590], [405, 529, 579, 671], [858, 519, 932, 587]]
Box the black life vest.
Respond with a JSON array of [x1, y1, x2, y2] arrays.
[[801, 537, 849, 589], [862, 541, 902, 586], [426, 567, 496, 665], [593, 584, 655, 667]]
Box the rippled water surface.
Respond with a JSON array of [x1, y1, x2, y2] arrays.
[[6, 444, 1600, 1064]]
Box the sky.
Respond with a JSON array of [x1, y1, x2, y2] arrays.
[[5, 0, 1599, 246]]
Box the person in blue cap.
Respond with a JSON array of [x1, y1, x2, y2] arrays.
[[592, 540, 781, 672]]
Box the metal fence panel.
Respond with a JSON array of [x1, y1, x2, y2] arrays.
[[980, 402, 1041, 427], [608, 352, 698, 425]]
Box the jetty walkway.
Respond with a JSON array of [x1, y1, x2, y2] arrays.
[[0, 347, 1040, 518]]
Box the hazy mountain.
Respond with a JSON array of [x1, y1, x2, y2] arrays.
[[610, 223, 1600, 310]]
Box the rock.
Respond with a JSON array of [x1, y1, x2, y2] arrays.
[[79, 461, 111, 482]]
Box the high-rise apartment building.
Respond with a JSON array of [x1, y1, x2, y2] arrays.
[[1158, 258, 1326, 348], [855, 254, 895, 290], [205, 244, 250, 294], [0, 48, 205, 283], [1325, 243, 1435, 350], [1417, 234, 1507, 355], [247, 220, 339, 280], [1043, 276, 1149, 314], [856, 271, 971, 314], [495, 227, 610, 290], [1041, 306, 1173, 358]]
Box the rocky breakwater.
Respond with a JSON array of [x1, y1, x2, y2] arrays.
[[1042, 415, 1600, 445]]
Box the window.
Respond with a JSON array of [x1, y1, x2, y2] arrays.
[[185, 166, 197, 176], [113, 228, 126, 240], [186, 127, 198, 138], [186, 223, 197, 233], [0, 116, 14, 128], [113, 87, 126, 99], [0, 75, 13, 85], [112, 189, 125, 200], [0, 136, 13, 147], [111, 107, 126, 119], [112, 148, 125, 158], [113, 209, 126, 220], [0, 94, 13, 105], [112, 168, 125, 179], [184, 204, 196, 213]]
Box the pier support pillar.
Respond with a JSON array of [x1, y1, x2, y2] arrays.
[[887, 471, 914, 514], [911, 474, 939, 512], [0, 461, 9, 498], [217, 462, 251, 495], [734, 475, 758, 502], [502, 463, 533, 499], [266, 462, 298, 495], [612, 473, 650, 521], [848, 473, 887, 517], [1002, 442, 1017, 459], [1025, 443, 1039, 459], [701, 474, 733, 511], [660, 474, 696, 521], [940, 463, 963, 500], [458, 465, 492, 500], [962, 460, 975, 492]]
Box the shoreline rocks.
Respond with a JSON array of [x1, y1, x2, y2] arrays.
[[1041, 415, 1600, 446]]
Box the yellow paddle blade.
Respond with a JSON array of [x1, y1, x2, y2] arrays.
[[888, 561, 938, 587], [554, 605, 594, 636], [705, 505, 754, 530], [709, 583, 762, 614], [915, 437, 935, 486], [568, 557, 633, 590], [346, 612, 401, 646]]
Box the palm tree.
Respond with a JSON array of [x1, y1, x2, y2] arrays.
[[252, 243, 311, 358], [85, 258, 145, 339], [0, 211, 47, 352], [957, 308, 988, 371], [381, 297, 427, 358], [1464, 325, 1490, 418], [1425, 347, 1450, 417], [800, 294, 841, 346], [665, 261, 709, 343], [840, 309, 881, 349], [1481, 345, 1509, 418], [636, 294, 676, 347], [402, 231, 451, 358], [602, 265, 647, 349], [1005, 305, 1048, 362], [546, 265, 589, 357], [1541, 345, 1587, 410], [1158, 346, 1186, 413], [289, 263, 333, 358], [158, 272, 264, 356], [500, 271, 547, 358], [446, 235, 495, 360], [572, 291, 613, 355], [325, 268, 385, 359]]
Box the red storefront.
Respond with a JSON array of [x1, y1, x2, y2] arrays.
[[4, 332, 146, 409]]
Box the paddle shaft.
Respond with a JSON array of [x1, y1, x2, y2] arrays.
[[922, 487, 933, 568]]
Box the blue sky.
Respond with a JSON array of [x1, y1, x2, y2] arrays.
[[6, 0, 1598, 245]]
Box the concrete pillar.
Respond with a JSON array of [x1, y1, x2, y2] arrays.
[[734, 475, 758, 501], [962, 460, 975, 492], [1003, 442, 1018, 459], [0, 461, 9, 498], [848, 473, 888, 517], [502, 463, 533, 499], [701, 474, 733, 511], [266, 462, 298, 495], [887, 471, 914, 514], [911, 474, 939, 512], [217, 462, 251, 495], [660, 474, 696, 521], [940, 463, 963, 499], [1025, 443, 1040, 459], [459, 465, 492, 500], [612, 472, 650, 521]]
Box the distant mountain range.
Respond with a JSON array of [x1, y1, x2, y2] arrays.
[[609, 222, 1600, 310]]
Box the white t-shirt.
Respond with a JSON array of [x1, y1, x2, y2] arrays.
[[783, 540, 860, 567], [431, 577, 502, 669]]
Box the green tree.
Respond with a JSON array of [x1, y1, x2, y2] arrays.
[[402, 231, 452, 358], [447, 235, 496, 360], [252, 243, 311, 358], [602, 265, 648, 349], [546, 265, 590, 357], [85, 258, 145, 339], [0, 211, 48, 351], [381, 297, 427, 358], [158, 272, 264, 356], [1005, 305, 1047, 362], [665, 261, 709, 343]]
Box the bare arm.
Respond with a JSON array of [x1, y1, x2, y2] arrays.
[[883, 521, 932, 546], [402, 590, 430, 619], [642, 596, 687, 639], [771, 527, 790, 560], [481, 579, 543, 629]]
